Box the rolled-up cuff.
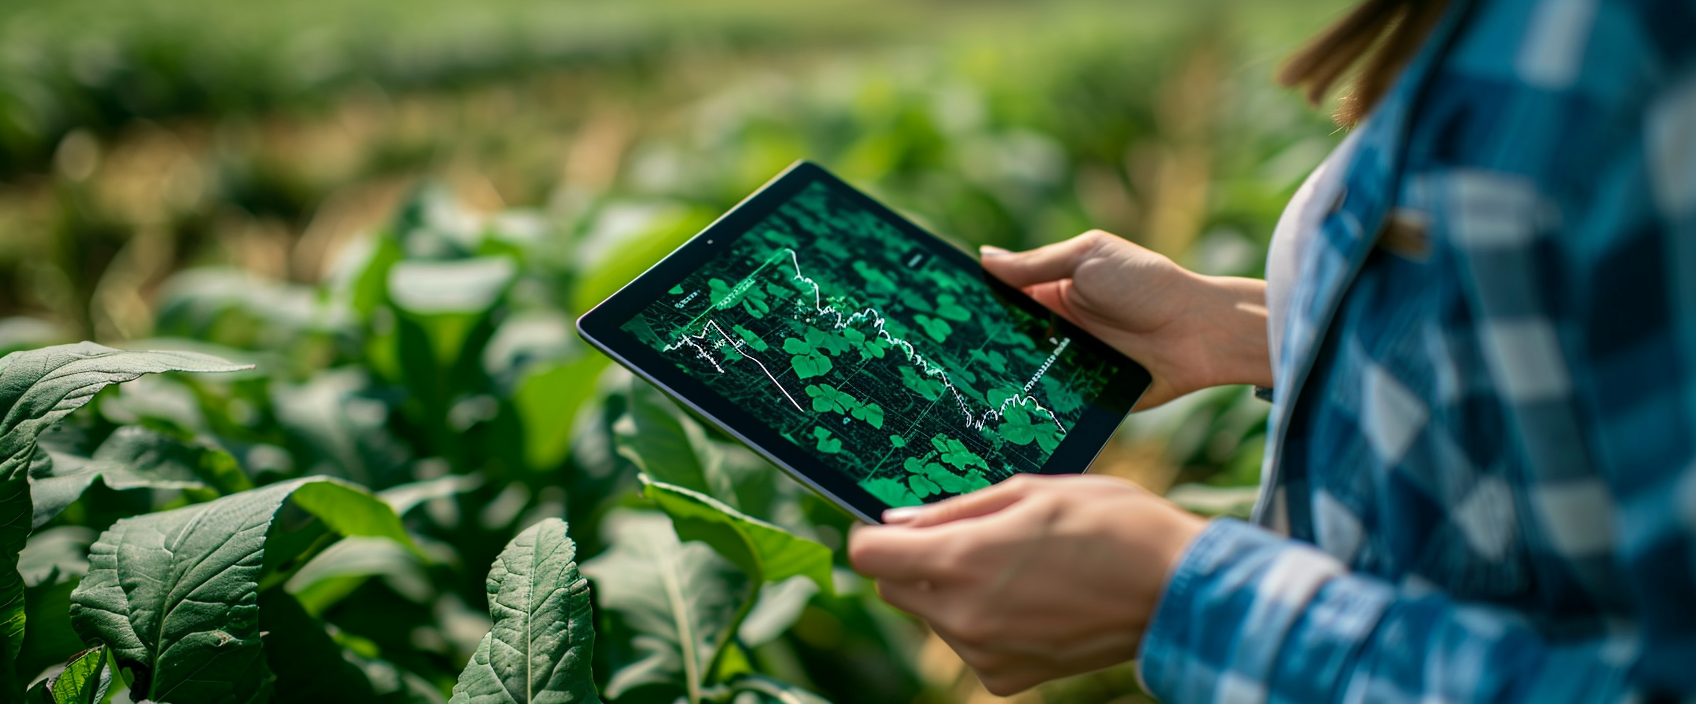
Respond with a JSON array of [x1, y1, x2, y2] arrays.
[[1137, 518, 1366, 704]]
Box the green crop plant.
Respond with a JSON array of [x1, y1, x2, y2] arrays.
[[2, 186, 926, 703], [4, 341, 870, 704]]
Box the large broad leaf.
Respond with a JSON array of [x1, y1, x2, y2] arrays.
[[67, 476, 418, 704], [22, 646, 110, 704], [613, 382, 735, 504], [0, 343, 249, 698], [30, 425, 252, 528], [639, 477, 833, 596], [448, 518, 599, 704], [581, 511, 745, 704]]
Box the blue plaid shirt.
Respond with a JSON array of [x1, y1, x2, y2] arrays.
[[1138, 0, 1696, 701]]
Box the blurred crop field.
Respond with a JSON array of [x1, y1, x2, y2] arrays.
[[3, 0, 1348, 702]]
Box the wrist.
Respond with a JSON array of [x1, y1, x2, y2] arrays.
[[1180, 272, 1273, 389]]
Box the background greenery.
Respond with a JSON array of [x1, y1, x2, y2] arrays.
[[3, 0, 1348, 701]]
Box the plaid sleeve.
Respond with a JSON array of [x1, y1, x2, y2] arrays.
[[1140, 31, 1696, 704]]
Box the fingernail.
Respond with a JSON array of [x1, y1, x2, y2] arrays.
[[979, 245, 1010, 258], [882, 506, 926, 524]]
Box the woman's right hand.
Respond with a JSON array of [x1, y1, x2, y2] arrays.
[[980, 230, 1272, 409]]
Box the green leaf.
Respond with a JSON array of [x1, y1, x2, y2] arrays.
[[849, 402, 884, 429], [30, 426, 252, 528], [284, 537, 433, 617], [788, 352, 831, 380], [811, 428, 841, 455], [912, 315, 951, 342], [807, 329, 849, 358], [613, 381, 735, 504], [25, 646, 109, 704], [863, 479, 924, 509], [378, 474, 484, 517], [515, 355, 609, 472], [18, 527, 93, 588], [66, 476, 417, 704], [388, 256, 518, 370], [448, 518, 599, 704], [802, 386, 854, 415], [998, 404, 1061, 453], [639, 477, 833, 596], [736, 577, 818, 647], [932, 434, 988, 471], [934, 294, 972, 322], [581, 511, 745, 704], [721, 674, 831, 704], [0, 343, 249, 698]]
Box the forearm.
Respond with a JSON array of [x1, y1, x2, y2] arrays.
[[1141, 520, 1682, 704], [1179, 273, 1273, 389]]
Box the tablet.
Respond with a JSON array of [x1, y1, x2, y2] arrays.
[[577, 161, 1150, 523]]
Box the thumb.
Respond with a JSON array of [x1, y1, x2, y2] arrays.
[[881, 474, 1040, 528], [978, 231, 1111, 288]]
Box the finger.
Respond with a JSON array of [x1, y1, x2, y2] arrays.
[[884, 474, 1041, 529], [1019, 280, 1087, 327], [848, 524, 962, 580], [978, 230, 1116, 288]]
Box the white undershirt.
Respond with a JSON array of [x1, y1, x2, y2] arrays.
[[1265, 131, 1361, 372]]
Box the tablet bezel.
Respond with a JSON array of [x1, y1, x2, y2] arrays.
[[577, 161, 1151, 523]]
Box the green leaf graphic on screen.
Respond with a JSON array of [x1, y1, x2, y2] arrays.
[[1001, 405, 1061, 453], [732, 325, 769, 352], [935, 294, 971, 322], [852, 261, 897, 293], [899, 366, 943, 401], [813, 329, 850, 356], [908, 475, 939, 498], [904, 457, 989, 495], [841, 328, 886, 360], [861, 477, 920, 507], [913, 314, 951, 342], [932, 434, 988, 471], [782, 335, 833, 379], [969, 349, 1009, 374], [710, 277, 771, 317], [812, 427, 842, 454], [805, 385, 855, 414], [669, 285, 684, 295], [889, 435, 906, 448], [850, 402, 884, 429]]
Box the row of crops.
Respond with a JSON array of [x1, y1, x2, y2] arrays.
[[3, 0, 1345, 701]]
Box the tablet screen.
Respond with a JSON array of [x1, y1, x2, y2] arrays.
[[614, 178, 1128, 508]]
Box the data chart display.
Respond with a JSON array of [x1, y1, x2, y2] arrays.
[[617, 179, 1129, 508]]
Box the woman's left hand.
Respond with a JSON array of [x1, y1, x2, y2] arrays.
[[847, 474, 1208, 696]]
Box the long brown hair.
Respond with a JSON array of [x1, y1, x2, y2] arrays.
[[1279, 0, 1451, 126]]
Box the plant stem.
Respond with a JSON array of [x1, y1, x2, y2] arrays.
[[703, 579, 762, 687]]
